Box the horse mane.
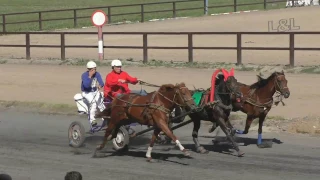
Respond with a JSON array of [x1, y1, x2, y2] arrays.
[[158, 82, 186, 93], [249, 71, 284, 89]]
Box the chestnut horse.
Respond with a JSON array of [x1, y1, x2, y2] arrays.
[[94, 82, 197, 162], [219, 71, 290, 148]]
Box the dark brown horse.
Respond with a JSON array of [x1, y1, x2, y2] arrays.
[[156, 69, 245, 156], [186, 69, 245, 156], [215, 71, 290, 148], [95, 82, 197, 162]]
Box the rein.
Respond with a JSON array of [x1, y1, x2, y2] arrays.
[[273, 74, 288, 106], [138, 80, 161, 87], [111, 83, 195, 115], [139, 80, 194, 109]]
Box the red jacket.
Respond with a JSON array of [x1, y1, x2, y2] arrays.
[[104, 70, 138, 99]]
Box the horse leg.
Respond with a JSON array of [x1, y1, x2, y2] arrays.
[[216, 114, 244, 157], [156, 120, 191, 157], [165, 122, 174, 144], [226, 118, 244, 137], [191, 117, 208, 154], [257, 114, 267, 148], [208, 121, 218, 133], [225, 117, 237, 136], [240, 115, 254, 134], [155, 122, 172, 145], [96, 122, 116, 151], [146, 128, 161, 162]]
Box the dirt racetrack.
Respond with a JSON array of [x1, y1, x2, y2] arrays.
[[1, 109, 320, 180], [1, 6, 320, 66]]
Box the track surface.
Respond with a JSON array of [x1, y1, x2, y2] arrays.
[[0, 108, 319, 180]]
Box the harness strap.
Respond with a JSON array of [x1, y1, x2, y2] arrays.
[[240, 73, 288, 109], [148, 103, 171, 114]]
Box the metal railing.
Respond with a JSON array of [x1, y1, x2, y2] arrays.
[[0, 0, 289, 32], [1, 31, 319, 67]]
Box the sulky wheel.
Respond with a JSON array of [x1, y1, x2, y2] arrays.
[[112, 126, 130, 151], [68, 121, 86, 148]]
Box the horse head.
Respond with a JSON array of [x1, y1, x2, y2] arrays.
[[273, 70, 290, 98], [158, 82, 196, 110], [255, 70, 290, 99], [220, 68, 242, 103]]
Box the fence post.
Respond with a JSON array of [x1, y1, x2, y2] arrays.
[[173, 2, 176, 18], [188, 33, 193, 63], [289, 32, 294, 67], [263, 0, 267, 10], [38, 12, 42, 31], [108, 7, 112, 24], [61, 33, 66, 60], [234, 0, 237, 12], [73, 10, 77, 27], [143, 33, 148, 63], [236, 33, 242, 65], [204, 0, 208, 15], [26, 33, 31, 60], [2, 15, 6, 32], [141, 4, 144, 22]]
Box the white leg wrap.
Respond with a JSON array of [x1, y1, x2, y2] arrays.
[[175, 140, 185, 151], [146, 146, 153, 158]]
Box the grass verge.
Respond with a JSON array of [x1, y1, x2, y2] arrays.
[[2, 57, 320, 75], [0, 0, 287, 32], [0, 100, 77, 115]]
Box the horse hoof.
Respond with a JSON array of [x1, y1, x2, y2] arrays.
[[183, 149, 191, 157], [237, 151, 245, 157], [197, 146, 209, 154], [208, 126, 216, 133], [257, 141, 273, 148], [92, 150, 98, 158], [96, 145, 104, 151], [212, 140, 220, 145], [146, 157, 155, 163]]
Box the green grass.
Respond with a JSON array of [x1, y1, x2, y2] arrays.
[[0, 100, 77, 115], [0, 0, 287, 32], [3, 57, 320, 75], [300, 66, 320, 74]]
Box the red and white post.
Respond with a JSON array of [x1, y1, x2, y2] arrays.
[[91, 10, 108, 61]]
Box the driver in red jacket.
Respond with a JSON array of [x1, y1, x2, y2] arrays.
[[103, 59, 147, 136], [103, 59, 147, 100]]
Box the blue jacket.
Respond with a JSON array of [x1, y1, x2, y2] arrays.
[[81, 71, 104, 92]]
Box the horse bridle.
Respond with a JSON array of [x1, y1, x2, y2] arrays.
[[274, 74, 289, 95], [158, 86, 195, 110], [223, 78, 242, 100]]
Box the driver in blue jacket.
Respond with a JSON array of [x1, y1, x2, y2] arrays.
[[81, 61, 104, 126]]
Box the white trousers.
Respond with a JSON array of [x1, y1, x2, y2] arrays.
[[81, 91, 104, 122]]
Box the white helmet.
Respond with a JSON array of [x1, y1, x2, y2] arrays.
[[86, 61, 97, 69], [111, 59, 122, 67]]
